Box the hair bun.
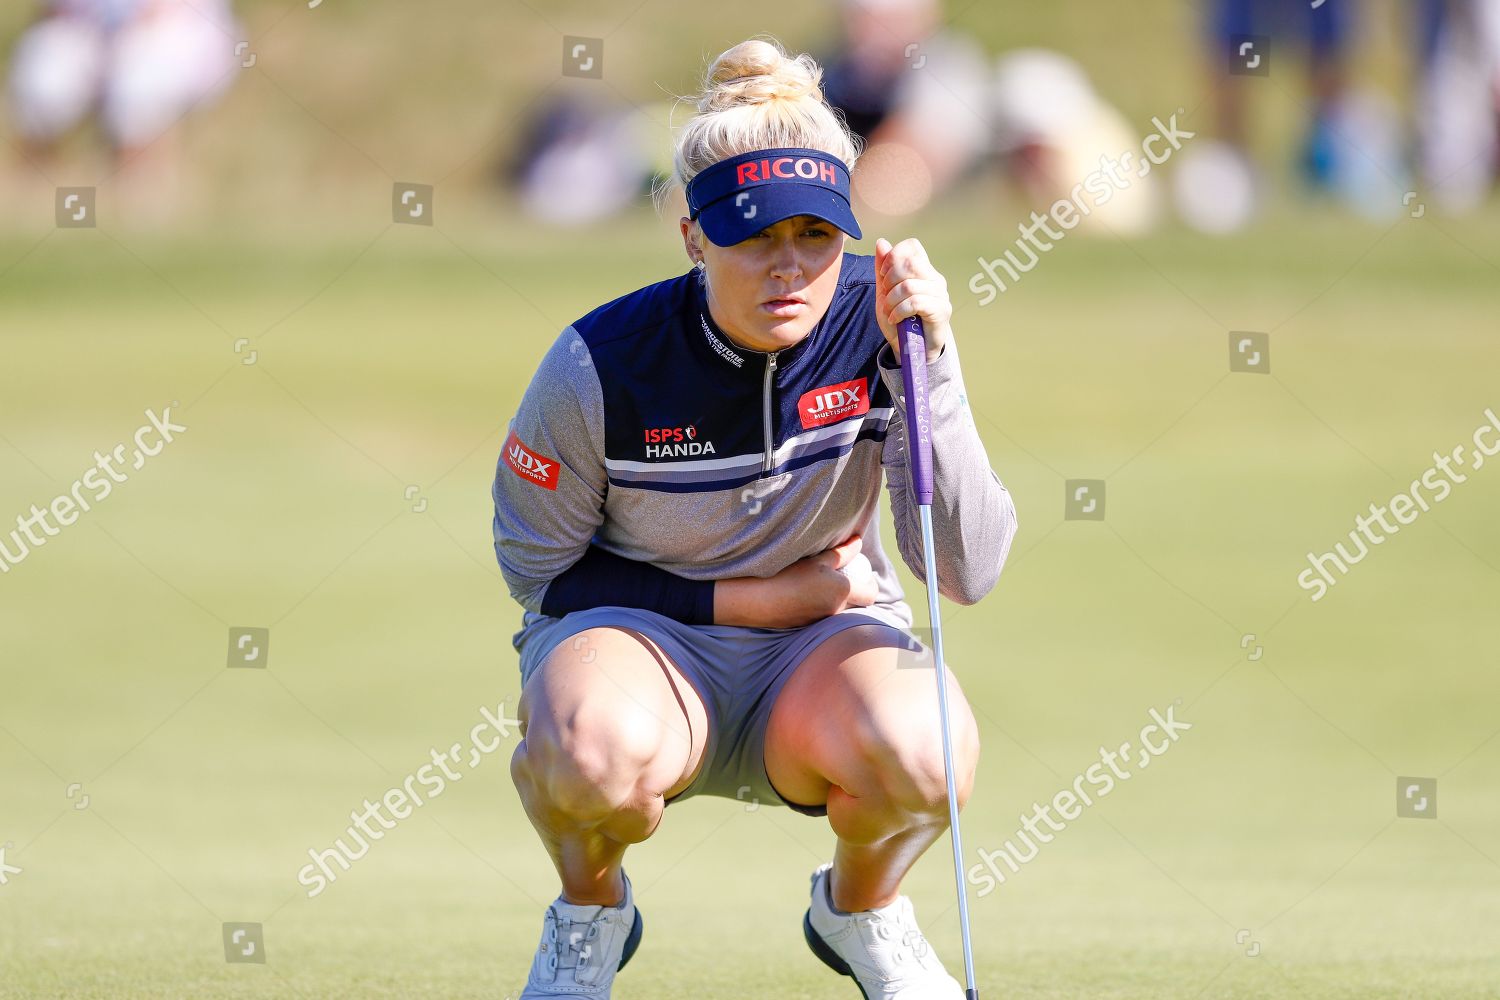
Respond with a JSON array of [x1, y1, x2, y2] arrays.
[[666, 36, 858, 199], [700, 39, 823, 112]]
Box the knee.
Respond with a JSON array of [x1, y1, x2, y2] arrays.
[[513, 645, 670, 821], [516, 698, 666, 819], [858, 675, 981, 816]]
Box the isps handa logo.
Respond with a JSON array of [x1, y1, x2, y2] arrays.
[[799, 378, 869, 429], [503, 430, 559, 490], [643, 425, 716, 459]]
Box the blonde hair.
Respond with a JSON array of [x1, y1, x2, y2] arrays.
[[665, 38, 861, 209]]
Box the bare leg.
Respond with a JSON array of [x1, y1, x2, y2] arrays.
[[511, 627, 709, 906], [765, 624, 980, 912]]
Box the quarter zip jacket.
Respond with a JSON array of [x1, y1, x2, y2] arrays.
[[761, 351, 778, 474], [491, 252, 1018, 641]]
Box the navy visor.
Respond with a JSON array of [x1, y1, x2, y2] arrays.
[[685, 147, 861, 246]]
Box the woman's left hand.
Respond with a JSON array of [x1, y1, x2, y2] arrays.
[[874, 237, 952, 365]]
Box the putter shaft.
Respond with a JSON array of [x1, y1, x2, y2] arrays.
[[919, 504, 979, 1000], [898, 314, 980, 999]]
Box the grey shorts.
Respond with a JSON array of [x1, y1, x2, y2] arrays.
[[514, 604, 915, 814]]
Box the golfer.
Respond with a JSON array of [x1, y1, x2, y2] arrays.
[[492, 37, 1017, 999]]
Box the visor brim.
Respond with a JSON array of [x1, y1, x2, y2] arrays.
[[697, 185, 862, 246]]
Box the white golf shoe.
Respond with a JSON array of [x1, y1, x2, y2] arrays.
[[519, 870, 644, 998], [803, 863, 964, 999]]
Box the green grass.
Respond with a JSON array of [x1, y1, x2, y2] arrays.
[[3, 0, 1500, 994], [2, 200, 1498, 998]]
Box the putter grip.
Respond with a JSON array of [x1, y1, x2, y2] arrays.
[[897, 316, 934, 506]]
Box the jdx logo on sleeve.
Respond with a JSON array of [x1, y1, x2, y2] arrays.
[[799, 378, 870, 429], [503, 430, 560, 491]]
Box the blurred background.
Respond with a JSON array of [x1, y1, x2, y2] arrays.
[[1, 1, 1498, 997]]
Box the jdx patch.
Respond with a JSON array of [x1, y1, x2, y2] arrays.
[[798, 378, 869, 429], [504, 430, 560, 490]]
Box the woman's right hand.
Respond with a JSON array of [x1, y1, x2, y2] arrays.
[[713, 535, 879, 628]]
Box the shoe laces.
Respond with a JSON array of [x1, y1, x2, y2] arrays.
[[541, 909, 605, 977], [864, 906, 931, 965]]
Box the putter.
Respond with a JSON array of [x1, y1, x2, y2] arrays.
[[897, 315, 980, 1000]]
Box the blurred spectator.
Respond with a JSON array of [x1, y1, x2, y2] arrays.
[[1213, 0, 1355, 188], [989, 48, 1162, 237], [9, 0, 241, 168], [819, 0, 990, 216], [504, 95, 660, 227], [506, 0, 992, 227], [1416, 0, 1500, 212], [1175, 0, 1409, 231]]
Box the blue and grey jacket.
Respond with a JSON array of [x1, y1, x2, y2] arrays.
[[491, 252, 1017, 645]]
